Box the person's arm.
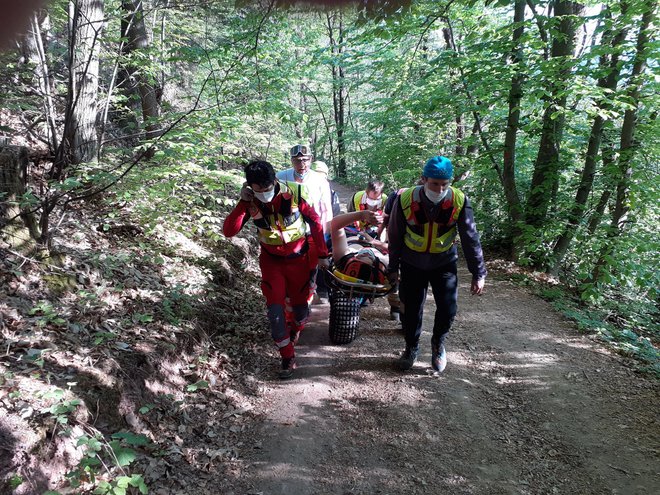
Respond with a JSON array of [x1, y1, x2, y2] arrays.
[[222, 200, 251, 237], [378, 191, 398, 238], [386, 197, 404, 275], [299, 197, 329, 259], [330, 210, 380, 263], [359, 230, 388, 253], [457, 196, 487, 294], [318, 175, 334, 226]]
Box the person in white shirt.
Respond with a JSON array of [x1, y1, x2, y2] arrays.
[[276, 145, 333, 233], [277, 144, 334, 303]]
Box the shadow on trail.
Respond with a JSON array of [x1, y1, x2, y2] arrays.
[[229, 274, 658, 495]]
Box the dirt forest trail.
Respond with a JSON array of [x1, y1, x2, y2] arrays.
[[228, 181, 659, 495]]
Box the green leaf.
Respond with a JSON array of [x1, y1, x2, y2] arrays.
[[111, 432, 150, 446], [110, 441, 137, 467], [186, 380, 209, 392]]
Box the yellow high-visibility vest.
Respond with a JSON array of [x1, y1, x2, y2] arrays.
[[399, 185, 465, 253], [250, 181, 308, 246]]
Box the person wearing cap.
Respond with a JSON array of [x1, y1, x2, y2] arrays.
[[223, 160, 331, 379], [312, 160, 341, 217], [277, 145, 334, 303], [277, 145, 334, 232], [387, 156, 486, 373]]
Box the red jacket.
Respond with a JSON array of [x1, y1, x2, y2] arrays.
[[223, 190, 329, 259]]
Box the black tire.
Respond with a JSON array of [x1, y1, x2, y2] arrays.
[[328, 291, 361, 344]]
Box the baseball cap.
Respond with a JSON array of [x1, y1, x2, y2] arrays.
[[290, 144, 312, 157]]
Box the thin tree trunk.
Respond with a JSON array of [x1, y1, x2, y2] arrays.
[[455, 114, 465, 158], [443, 21, 501, 182], [502, 0, 526, 252], [327, 11, 347, 179], [23, 13, 58, 153], [586, 137, 616, 235], [525, 1, 583, 228], [550, 3, 629, 273], [591, 0, 655, 282], [121, 0, 161, 149]]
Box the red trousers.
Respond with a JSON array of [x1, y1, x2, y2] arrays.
[[259, 251, 313, 358]]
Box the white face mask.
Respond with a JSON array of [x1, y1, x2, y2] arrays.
[[294, 170, 308, 181], [424, 185, 449, 204], [365, 197, 381, 208], [254, 188, 275, 203]]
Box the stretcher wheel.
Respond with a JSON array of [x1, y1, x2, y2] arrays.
[[328, 292, 361, 344]]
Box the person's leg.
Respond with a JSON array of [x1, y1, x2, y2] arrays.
[[387, 280, 402, 323], [285, 254, 314, 343], [259, 254, 295, 376], [428, 261, 458, 372], [397, 262, 429, 369]]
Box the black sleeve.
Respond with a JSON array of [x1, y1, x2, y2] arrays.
[[457, 196, 487, 280]]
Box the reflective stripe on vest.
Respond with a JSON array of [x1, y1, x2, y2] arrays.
[[251, 181, 308, 246], [399, 185, 465, 253]]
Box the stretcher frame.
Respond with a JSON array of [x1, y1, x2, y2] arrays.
[[324, 268, 393, 345]]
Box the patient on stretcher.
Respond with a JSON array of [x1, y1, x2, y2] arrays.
[[330, 210, 389, 288]]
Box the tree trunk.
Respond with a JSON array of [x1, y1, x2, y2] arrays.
[[502, 0, 526, 255], [586, 137, 616, 235], [327, 12, 347, 179], [21, 12, 58, 153], [121, 0, 161, 151], [525, 1, 583, 228], [0, 145, 41, 251], [550, 3, 629, 273], [57, 0, 104, 173], [454, 114, 466, 159]]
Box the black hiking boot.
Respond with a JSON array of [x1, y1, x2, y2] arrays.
[[279, 357, 297, 380], [397, 345, 418, 371]]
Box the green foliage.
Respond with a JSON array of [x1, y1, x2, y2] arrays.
[[138, 403, 156, 415], [94, 475, 148, 495], [40, 388, 81, 426], [66, 431, 150, 493], [29, 301, 67, 328], [8, 474, 23, 489], [186, 380, 209, 392], [538, 282, 659, 377], [161, 284, 195, 325]]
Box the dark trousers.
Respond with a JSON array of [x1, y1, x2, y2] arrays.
[[400, 260, 458, 349]]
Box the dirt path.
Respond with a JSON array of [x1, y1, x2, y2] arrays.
[[226, 182, 659, 495]]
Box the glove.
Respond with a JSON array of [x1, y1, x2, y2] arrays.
[[317, 257, 331, 271], [240, 182, 254, 202]]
